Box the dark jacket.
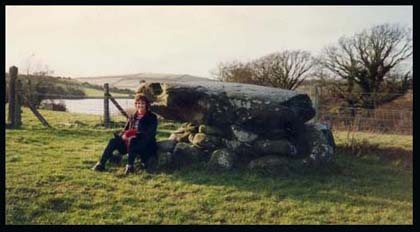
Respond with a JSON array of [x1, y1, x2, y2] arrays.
[[123, 111, 158, 154]]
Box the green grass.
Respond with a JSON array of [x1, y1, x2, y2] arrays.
[[334, 130, 413, 151], [5, 107, 412, 224]]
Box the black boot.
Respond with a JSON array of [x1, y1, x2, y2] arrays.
[[92, 162, 105, 172], [124, 165, 135, 175], [140, 162, 147, 170], [109, 155, 122, 165]]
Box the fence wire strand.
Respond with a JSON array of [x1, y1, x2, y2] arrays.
[[20, 89, 413, 135]]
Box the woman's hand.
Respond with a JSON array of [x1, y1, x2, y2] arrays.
[[123, 135, 136, 141]]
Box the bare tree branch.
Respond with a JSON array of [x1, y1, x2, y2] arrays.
[[319, 23, 412, 110], [214, 50, 314, 90]]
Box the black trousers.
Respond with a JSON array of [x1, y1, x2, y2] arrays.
[[99, 135, 154, 166]]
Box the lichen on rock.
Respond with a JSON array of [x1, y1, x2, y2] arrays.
[[208, 149, 237, 171]]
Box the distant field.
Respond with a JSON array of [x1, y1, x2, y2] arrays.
[[83, 87, 131, 97], [5, 108, 412, 224], [6, 73, 135, 99]]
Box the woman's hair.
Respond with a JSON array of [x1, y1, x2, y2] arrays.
[[135, 94, 151, 111]]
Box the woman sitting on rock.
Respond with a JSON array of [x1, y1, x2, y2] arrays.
[[92, 94, 158, 175]]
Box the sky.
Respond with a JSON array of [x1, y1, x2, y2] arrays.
[[5, 6, 413, 79]]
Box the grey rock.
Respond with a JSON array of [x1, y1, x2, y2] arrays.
[[156, 151, 173, 169], [248, 155, 289, 176], [156, 139, 177, 152], [145, 155, 158, 173], [191, 133, 222, 151], [299, 123, 336, 169], [231, 125, 258, 143], [223, 139, 242, 151], [198, 124, 225, 137], [207, 149, 237, 171], [265, 129, 288, 140], [172, 142, 208, 169], [223, 139, 259, 167], [254, 139, 298, 158]]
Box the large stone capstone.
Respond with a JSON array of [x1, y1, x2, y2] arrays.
[[137, 81, 315, 136]]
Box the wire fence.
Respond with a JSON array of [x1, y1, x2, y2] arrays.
[[33, 93, 135, 116], [302, 86, 412, 135], [26, 87, 413, 136]]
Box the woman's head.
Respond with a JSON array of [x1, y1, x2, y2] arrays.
[[134, 94, 151, 113]]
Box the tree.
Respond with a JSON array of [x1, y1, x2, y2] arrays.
[[213, 60, 255, 85], [319, 23, 412, 110], [23, 64, 56, 107], [214, 50, 315, 90]]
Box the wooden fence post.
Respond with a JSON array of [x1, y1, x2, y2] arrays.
[[16, 79, 23, 127], [109, 94, 129, 119], [8, 66, 18, 128], [313, 85, 320, 123], [23, 95, 51, 128], [27, 79, 33, 106], [104, 83, 110, 128]]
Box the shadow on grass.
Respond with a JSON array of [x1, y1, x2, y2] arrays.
[[336, 143, 412, 169], [165, 152, 412, 208], [14, 126, 411, 210]]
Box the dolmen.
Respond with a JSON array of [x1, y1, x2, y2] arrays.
[[137, 81, 336, 176]]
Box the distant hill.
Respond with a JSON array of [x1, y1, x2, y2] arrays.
[[74, 73, 216, 90], [5, 73, 135, 98]]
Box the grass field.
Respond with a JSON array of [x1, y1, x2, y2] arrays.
[[5, 107, 413, 224]]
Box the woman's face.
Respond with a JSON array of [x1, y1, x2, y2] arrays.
[[135, 100, 147, 112]]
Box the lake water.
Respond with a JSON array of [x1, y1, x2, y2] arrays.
[[45, 98, 135, 116]]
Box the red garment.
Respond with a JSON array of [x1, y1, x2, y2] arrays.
[[123, 128, 137, 138], [123, 128, 137, 150], [136, 110, 145, 119], [122, 111, 145, 150]]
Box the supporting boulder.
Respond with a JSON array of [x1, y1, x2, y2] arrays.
[[157, 139, 177, 152], [156, 151, 174, 170], [207, 149, 237, 171], [172, 142, 208, 169], [248, 155, 290, 176], [300, 123, 336, 169], [222, 139, 259, 167], [254, 139, 298, 158]]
